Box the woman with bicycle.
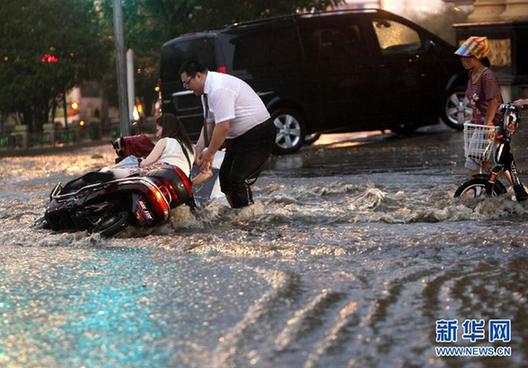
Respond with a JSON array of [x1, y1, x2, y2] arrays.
[[454, 36, 503, 174], [453, 37, 528, 201]]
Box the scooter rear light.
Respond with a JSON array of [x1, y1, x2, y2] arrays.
[[147, 187, 170, 221], [173, 167, 193, 196], [155, 190, 169, 210], [216, 66, 228, 74], [158, 185, 172, 203]]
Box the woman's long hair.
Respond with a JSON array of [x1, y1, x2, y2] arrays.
[[480, 56, 491, 68], [157, 113, 193, 154]]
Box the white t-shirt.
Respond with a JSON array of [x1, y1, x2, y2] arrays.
[[159, 138, 194, 177], [203, 71, 270, 139]]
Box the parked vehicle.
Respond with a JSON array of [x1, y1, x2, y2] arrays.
[[38, 165, 194, 237], [160, 8, 468, 154]]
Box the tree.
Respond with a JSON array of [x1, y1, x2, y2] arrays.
[[97, 0, 344, 116], [0, 0, 343, 129], [0, 0, 112, 132]]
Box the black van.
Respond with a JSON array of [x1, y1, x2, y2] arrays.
[[160, 9, 468, 154]]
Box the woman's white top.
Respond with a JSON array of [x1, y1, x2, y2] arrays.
[[159, 138, 194, 177]]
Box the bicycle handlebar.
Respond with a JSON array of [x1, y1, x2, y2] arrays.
[[497, 102, 521, 138], [499, 102, 521, 113]]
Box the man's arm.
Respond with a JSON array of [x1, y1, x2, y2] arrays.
[[199, 120, 229, 171], [194, 121, 215, 164], [194, 127, 205, 165]]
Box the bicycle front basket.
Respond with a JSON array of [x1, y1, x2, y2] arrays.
[[463, 123, 498, 162]]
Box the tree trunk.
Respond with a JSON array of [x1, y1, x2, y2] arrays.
[[51, 98, 57, 125]]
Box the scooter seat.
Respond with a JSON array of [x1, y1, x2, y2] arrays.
[[62, 171, 116, 193]]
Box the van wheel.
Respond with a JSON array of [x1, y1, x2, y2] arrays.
[[272, 109, 305, 154], [441, 86, 471, 130]]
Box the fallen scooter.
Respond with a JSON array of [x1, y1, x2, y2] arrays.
[[38, 136, 195, 237], [40, 165, 194, 237]]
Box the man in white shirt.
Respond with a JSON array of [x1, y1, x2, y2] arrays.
[[179, 60, 276, 208]]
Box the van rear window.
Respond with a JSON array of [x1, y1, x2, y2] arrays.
[[229, 26, 300, 70], [160, 38, 216, 81]]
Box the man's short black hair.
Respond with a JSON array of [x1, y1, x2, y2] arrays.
[[179, 60, 208, 77]]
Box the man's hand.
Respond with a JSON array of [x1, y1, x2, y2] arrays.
[[197, 120, 229, 173], [194, 127, 206, 167], [199, 147, 214, 172], [194, 149, 203, 167]]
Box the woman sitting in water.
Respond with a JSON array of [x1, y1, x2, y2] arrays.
[[104, 113, 212, 185]]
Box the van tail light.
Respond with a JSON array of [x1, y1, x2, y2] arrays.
[[216, 66, 228, 74]]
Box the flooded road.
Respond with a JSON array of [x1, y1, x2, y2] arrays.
[[1, 124, 527, 367]]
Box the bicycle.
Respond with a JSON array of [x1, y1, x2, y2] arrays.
[[454, 103, 528, 201]]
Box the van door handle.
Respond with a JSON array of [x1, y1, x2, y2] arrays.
[[172, 90, 194, 97]]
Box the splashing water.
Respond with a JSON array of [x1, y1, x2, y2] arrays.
[[1, 136, 527, 368]]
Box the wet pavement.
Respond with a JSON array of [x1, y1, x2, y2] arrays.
[[0, 122, 527, 367]]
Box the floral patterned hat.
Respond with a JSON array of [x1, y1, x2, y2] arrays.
[[454, 36, 490, 59]]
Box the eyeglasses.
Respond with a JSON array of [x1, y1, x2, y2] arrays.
[[181, 76, 194, 89]]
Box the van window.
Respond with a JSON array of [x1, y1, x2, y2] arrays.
[[160, 37, 216, 81], [231, 26, 300, 70], [372, 20, 421, 55], [301, 23, 366, 62]]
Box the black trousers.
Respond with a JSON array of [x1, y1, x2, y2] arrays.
[[219, 118, 276, 208]]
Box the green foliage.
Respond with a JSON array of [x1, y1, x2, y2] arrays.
[[0, 0, 112, 131], [98, 0, 343, 115], [0, 0, 343, 127]]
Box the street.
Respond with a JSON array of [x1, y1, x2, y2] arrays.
[[1, 123, 527, 368]]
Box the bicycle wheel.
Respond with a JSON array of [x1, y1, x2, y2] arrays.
[[454, 177, 507, 199]]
